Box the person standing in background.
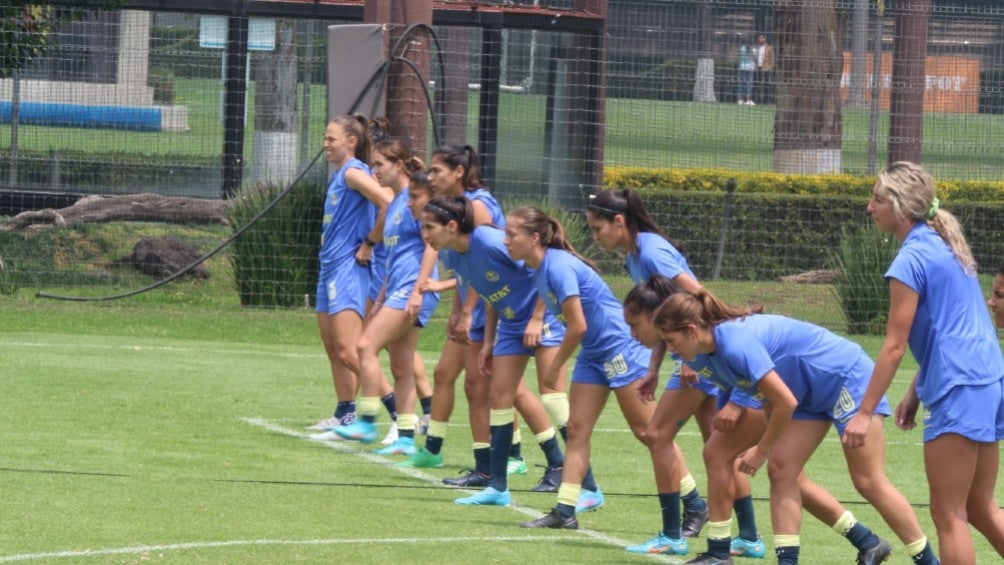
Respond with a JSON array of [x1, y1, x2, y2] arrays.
[[753, 34, 774, 105], [737, 40, 755, 106]]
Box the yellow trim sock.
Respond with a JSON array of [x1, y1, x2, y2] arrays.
[[557, 483, 581, 508], [774, 535, 800, 548], [541, 393, 569, 427], [905, 536, 929, 557], [680, 473, 697, 497], [473, 442, 490, 450], [512, 425, 522, 446], [359, 396, 381, 418], [708, 519, 732, 540], [427, 420, 448, 439], [833, 511, 856, 534], [397, 412, 416, 432], [490, 408, 515, 426], [535, 427, 556, 444]]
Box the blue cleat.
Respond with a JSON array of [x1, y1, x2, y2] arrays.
[[627, 531, 688, 555], [373, 436, 415, 456], [333, 420, 378, 444], [455, 487, 512, 506], [575, 487, 604, 513], [730, 536, 766, 559]]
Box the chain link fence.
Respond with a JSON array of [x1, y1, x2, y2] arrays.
[[0, 1, 1001, 328]]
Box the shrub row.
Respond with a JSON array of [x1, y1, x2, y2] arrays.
[[604, 166, 1004, 202], [600, 168, 1004, 281]]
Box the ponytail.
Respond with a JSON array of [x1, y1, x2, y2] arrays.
[[587, 188, 685, 254], [424, 195, 476, 235], [876, 161, 976, 274], [332, 113, 372, 161], [624, 274, 684, 316], [432, 144, 483, 190], [652, 289, 762, 334], [508, 206, 598, 272]]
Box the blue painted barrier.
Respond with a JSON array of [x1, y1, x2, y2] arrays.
[[0, 101, 162, 131]]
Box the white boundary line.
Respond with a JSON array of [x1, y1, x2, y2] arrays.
[[0, 416, 681, 563], [241, 417, 683, 563], [0, 536, 576, 563]]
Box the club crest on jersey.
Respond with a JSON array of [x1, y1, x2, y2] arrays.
[[328, 192, 338, 206], [485, 270, 499, 282], [393, 211, 402, 225]]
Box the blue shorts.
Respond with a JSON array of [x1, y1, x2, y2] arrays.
[[493, 318, 565, 357], [315, 263, 369, 317], [468, 325, 485, 343], [665, 361, 722, 397], [714, 386, 762, 410], [923, 380, 1004, 443], [369, 246, 387, 302], [384, 284, 440, 328], [572, 341, 649, 389], [794, 359, 892, 437]]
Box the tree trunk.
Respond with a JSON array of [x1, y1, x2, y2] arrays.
[[251, 19, 298, 186], [773, 0, 844, 174], [1, 194, 228, 231], [437, 26, 473, 147], [888, 0, 930, 165]]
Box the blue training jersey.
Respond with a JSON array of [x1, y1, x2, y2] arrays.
[[693, 314, 875, 415], [319, 158, 375, 276], [886, 223, 1004, 405], [447, 188, 505, 332], [383, 187, 438, 297], [450, 226, 556, 332], [536, 248, 642, 362], [626, 232, 695, 284]]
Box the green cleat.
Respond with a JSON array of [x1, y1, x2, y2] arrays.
[[395, 446, 444, 468], [507, 456, 528, 476]]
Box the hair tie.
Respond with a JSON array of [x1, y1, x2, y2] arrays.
[[925, 197, 939, 220]]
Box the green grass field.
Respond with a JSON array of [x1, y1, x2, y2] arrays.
[[2, 79, 1003, 182], [2, 285, 1002, 564]]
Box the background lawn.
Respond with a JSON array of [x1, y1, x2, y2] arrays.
[[1, 281, 1001, 564]]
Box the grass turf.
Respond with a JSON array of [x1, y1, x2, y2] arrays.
[[1, 292, 1001, 563]]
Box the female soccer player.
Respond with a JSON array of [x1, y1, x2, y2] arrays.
[[587, 188, 729, 552], [310, 114, 392, 432], [508, 206, 652, 530], [332, 139, 440, 452], [845, 161, 1004, 564], [989, 264, 1004, 329], [621, 275, 766, 558], [653, 290, 939, 565], [419, 195, 570, 504]]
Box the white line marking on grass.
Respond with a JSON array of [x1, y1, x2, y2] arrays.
[[242, 417, 684, 563], [1, 341, 326, 359], [0, 536, 577, 563]]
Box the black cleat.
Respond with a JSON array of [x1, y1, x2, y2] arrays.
[[857, 538, 892, 565], [442, 469, 490, 488], [530, 465, 563, 493], [684, 551, 734, 564], [681, 506, 709, 537], [520, 508, 578, 529]]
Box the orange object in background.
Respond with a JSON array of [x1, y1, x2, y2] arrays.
[[841, 52, 980, 113]]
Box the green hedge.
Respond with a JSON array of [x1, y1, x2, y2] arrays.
[[601, 167, 1004, 281]]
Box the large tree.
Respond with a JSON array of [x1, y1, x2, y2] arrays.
[[1, 5, 52, 79], [251, 19, 298, 185], [773, 0, 845, 174]]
